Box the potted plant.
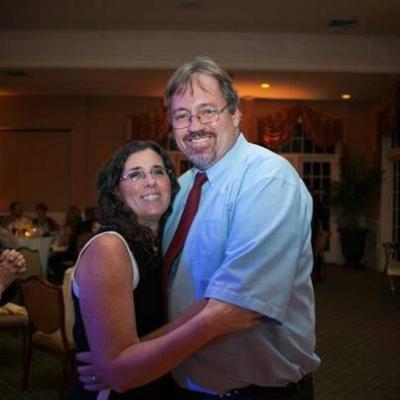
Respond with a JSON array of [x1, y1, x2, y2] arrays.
[[330, 155, 382, 267]]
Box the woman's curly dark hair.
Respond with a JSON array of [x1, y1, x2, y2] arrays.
[[97, 140, 180, 264]]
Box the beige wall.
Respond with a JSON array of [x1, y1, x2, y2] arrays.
[[0, 95, 162, 213], [0, 94, 382, 214]]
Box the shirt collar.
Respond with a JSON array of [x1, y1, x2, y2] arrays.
[[191, 133, 248, 186]]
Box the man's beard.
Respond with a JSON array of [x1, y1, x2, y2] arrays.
[[183, 130, 217, 170]]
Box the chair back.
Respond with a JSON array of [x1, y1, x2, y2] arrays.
[[20, 276, 74, 396], [20, 276, 65, 336], [18, 247, 42, 279], [62, 267, 76, 344]]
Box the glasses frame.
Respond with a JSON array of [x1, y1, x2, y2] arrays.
[[120, 166, 170, 183], [171, 104, 229, 129]]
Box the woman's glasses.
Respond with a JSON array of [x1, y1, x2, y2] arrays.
[[120, 166, 169, 183]]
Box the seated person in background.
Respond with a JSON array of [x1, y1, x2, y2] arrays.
[[32, 202, 59, 236], [80, 207, 100, 233], [0, 248, 26, 305], [0, 226, 19, 249], [2, 201, 32, 236], [53, 206, 83, 248], [75, 206, 101, 254], [48, 205, 83, 284], [57, 206, 84, 256]]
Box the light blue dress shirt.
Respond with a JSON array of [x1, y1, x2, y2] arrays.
[[163, 134, 321, 394]]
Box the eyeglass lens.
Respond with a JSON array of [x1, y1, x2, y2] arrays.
[[122, 166, 167, 182], [172, 105, 227, 129]]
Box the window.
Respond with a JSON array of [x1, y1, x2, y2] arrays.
[[270, 123, 335, 154], [261, 122, 341, 263]]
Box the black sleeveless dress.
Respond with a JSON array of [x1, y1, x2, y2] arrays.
[[65, 233, 176, 399]]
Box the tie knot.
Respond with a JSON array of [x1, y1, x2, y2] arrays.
[[194, 172, 208, 187]]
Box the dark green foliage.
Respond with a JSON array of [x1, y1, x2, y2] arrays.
[[330, 156, 382, 231]]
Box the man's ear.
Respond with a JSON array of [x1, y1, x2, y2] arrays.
[[232, 108, 242, 130]]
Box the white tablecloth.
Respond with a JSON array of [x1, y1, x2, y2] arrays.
[[17, 236, 54, 277]]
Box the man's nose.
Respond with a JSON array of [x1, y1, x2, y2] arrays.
[[188, 114, 204, 132]]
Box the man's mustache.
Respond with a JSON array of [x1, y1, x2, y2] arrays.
[[183, 130, 216, 141]]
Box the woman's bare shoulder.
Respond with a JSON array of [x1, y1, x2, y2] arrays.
[[76, 232, 132, 283], [89, 232, 128, 252]]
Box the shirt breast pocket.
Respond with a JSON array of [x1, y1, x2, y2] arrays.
[[184, 217, 228, 280]]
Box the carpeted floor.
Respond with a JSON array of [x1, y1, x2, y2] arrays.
[[0, 332, 62, 399], [1, 264, 400, 399], [313, 265, 400, 400]]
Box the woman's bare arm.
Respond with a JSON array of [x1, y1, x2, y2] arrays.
[[76, 235, 260, 393]]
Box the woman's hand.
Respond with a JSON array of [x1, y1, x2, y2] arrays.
[[76, 351, 110, 392]]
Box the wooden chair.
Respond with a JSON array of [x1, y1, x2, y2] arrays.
[[17, 247, 42, 279], [61, 266, 76, 347], [0, 303, 29, 359], [20, 276, 75, 398]]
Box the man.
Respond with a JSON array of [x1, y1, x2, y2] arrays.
[[78, 56, 319, 399], [162, 56, 320, 399], [32, 202, 59, 236], [2, 201, 32, 235]]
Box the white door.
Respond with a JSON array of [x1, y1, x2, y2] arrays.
[[281, 152, 342, 264]]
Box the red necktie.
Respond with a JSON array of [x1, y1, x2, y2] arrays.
[[162, 172, 208, 303]]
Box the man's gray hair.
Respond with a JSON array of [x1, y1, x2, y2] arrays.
[[165, 56, 239, 114]]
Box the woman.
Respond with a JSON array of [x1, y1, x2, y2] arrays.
[[67, 141, 259, 399]]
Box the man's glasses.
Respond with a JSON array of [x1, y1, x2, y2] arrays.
[[120, 166, 169, 183], [171, 104, 229, 129]]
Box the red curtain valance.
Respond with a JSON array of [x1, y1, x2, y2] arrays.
[[257, 104, 343, 149], [126, 103, 344, 150]]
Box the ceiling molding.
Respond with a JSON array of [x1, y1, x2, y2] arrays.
[[1, 30, 400, 74]]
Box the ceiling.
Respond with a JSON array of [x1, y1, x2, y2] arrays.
[[1, 0, 400, 101], [2, 0, 400, 34]]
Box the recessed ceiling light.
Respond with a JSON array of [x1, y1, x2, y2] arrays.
[[341, 93, 351, 100], [260, 83, 270, 89]]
